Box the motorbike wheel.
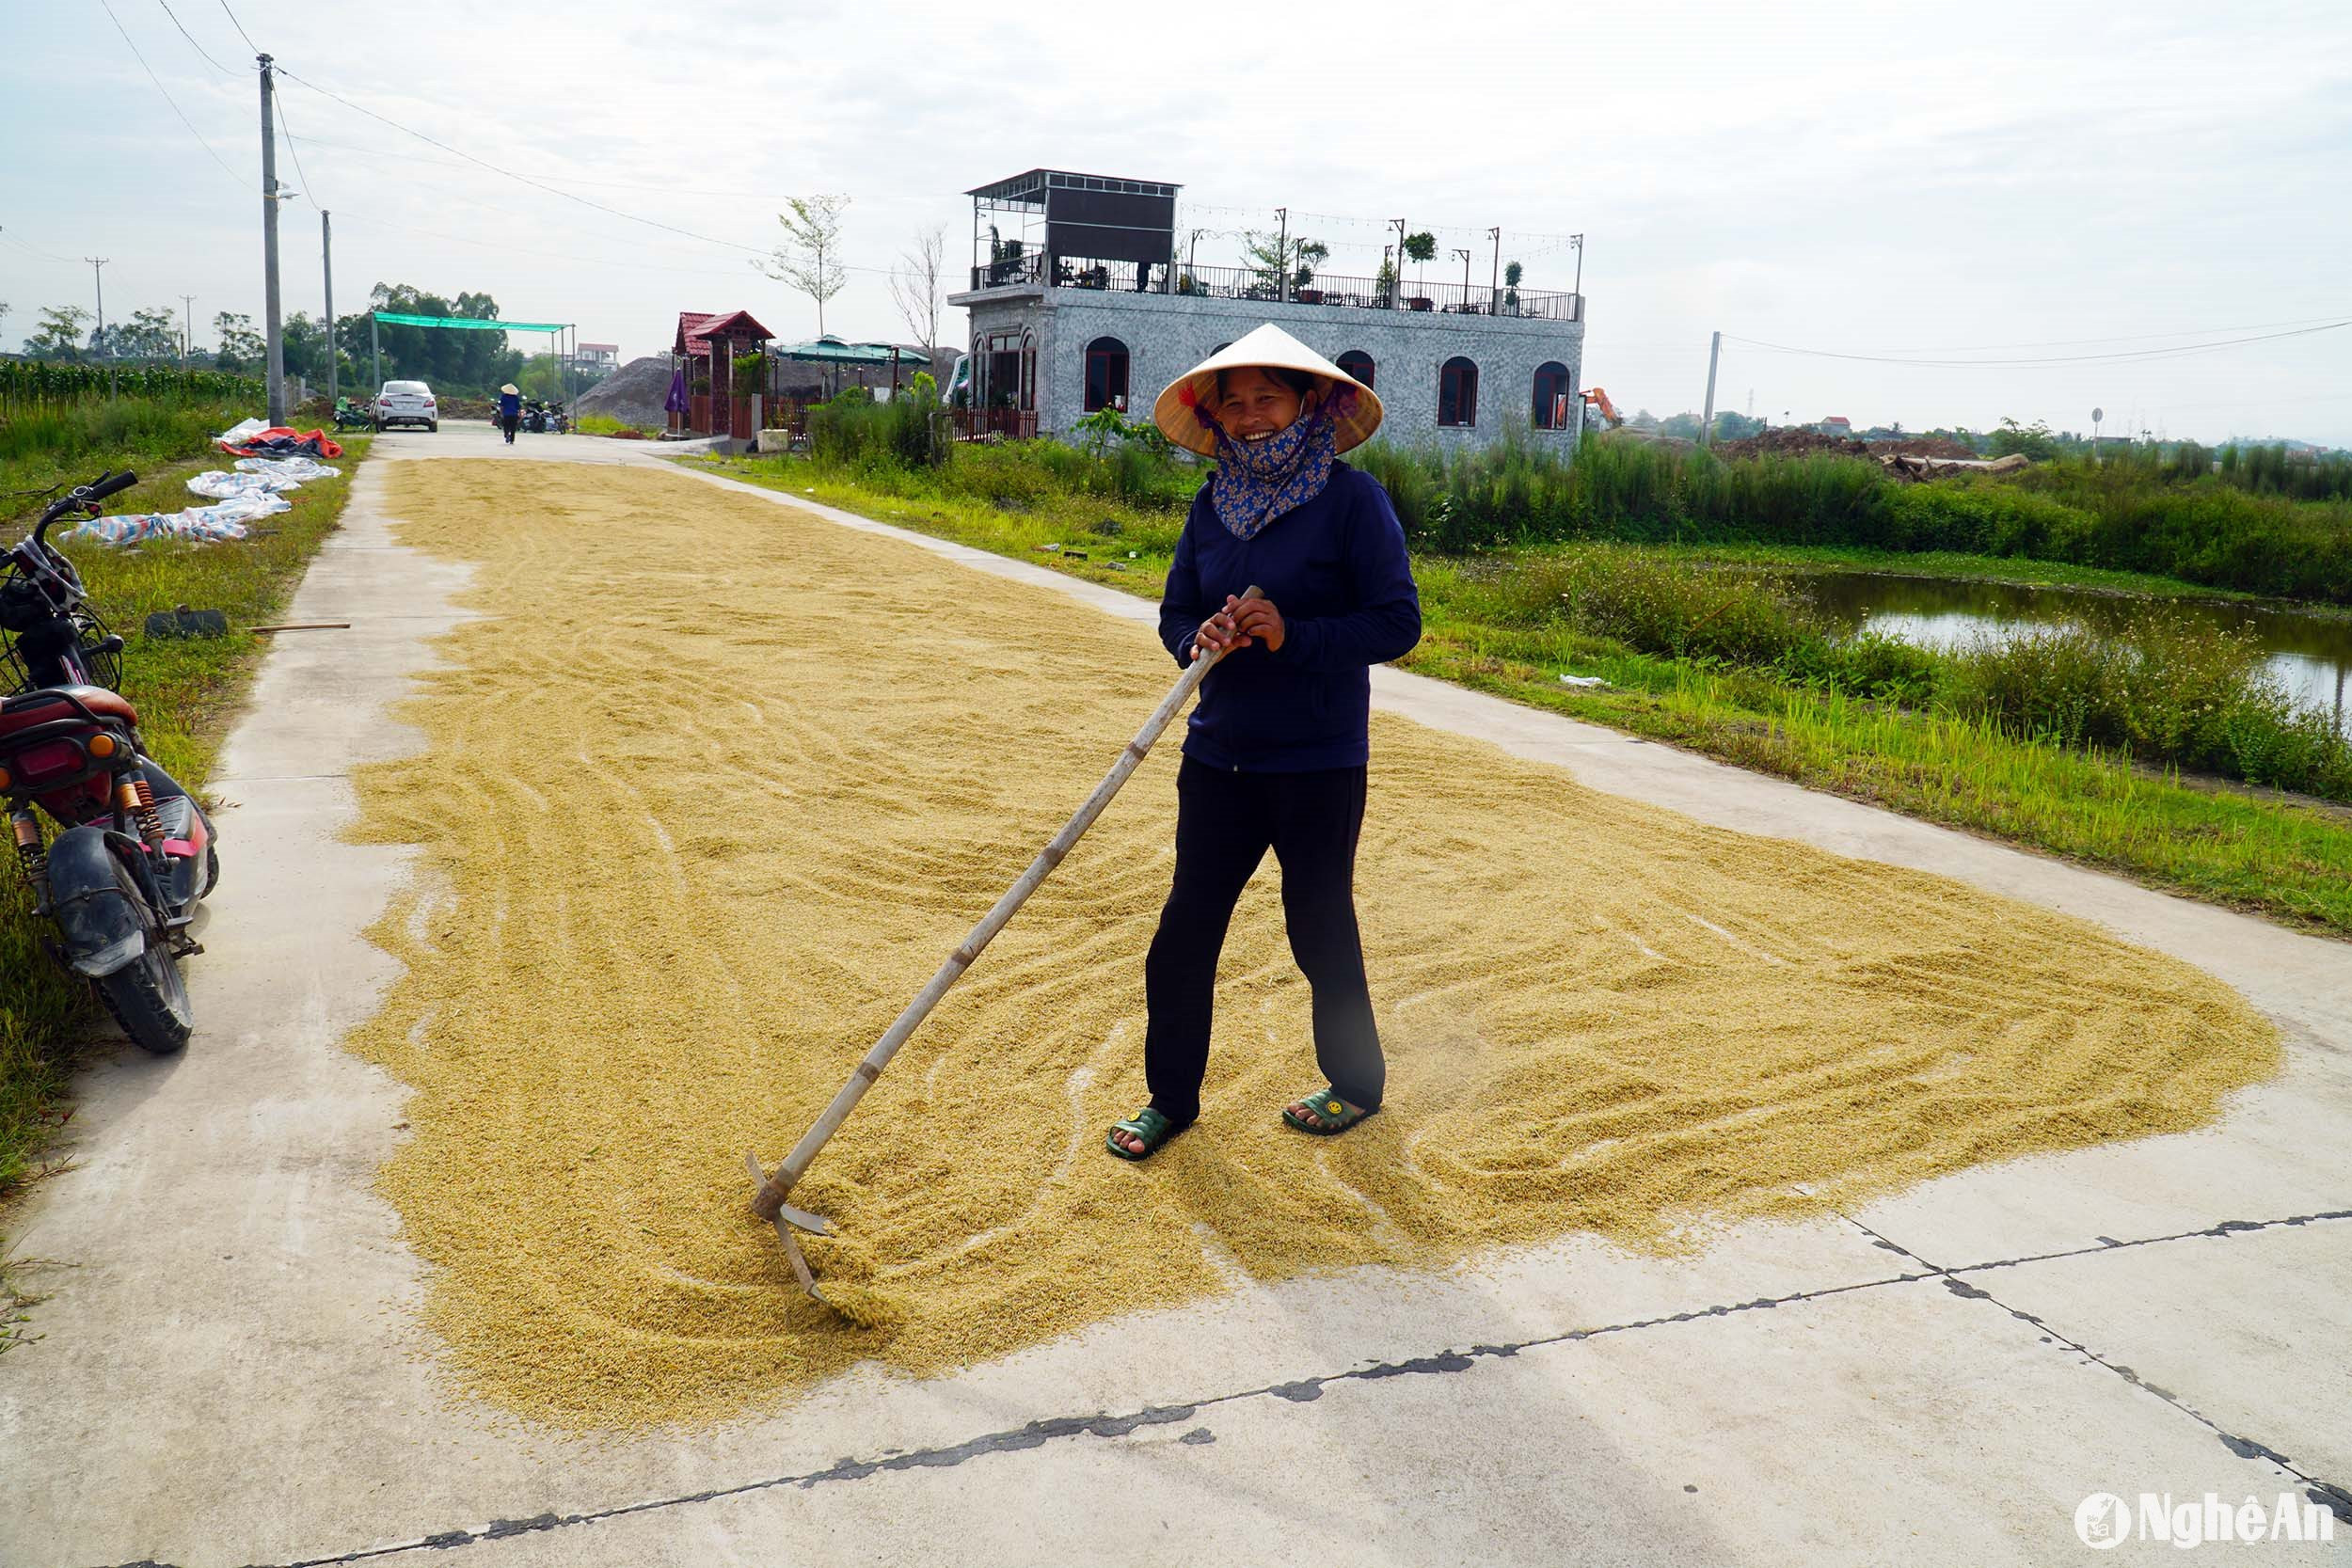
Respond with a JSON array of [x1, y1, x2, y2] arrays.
[[93, 858, 193, 1056]]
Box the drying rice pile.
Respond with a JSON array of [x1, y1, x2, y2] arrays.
[[347, 458, 2280, 1429]]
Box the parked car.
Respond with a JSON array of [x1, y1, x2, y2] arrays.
[[373, 380, 438, 433]]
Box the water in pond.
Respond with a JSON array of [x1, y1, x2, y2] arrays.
[[1788, 572, 2352, 732]]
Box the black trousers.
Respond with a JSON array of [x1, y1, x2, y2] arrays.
[[1143, 756, 1383, 1125]]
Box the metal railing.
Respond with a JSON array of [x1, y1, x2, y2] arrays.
[[954, 407, 1040, 441], [966, 251, 1581, 321]]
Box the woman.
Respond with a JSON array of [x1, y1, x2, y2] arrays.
[[496, 383, 522, 445], [1107, 325, 1421, 1161]]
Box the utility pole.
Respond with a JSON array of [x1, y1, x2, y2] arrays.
[[1571, 233, 1585, 311], [180, 293, 197, 361], [1276, 207, 1288, 304], [1391, 219, 1406, 309], [84, 257, 109, 356], [1488, 226, 1501, 314], [1700, 330, 1722, 448], [370, 309, 380, 393], [321, 210, 336, 407], [258, 53, 286, 423], [1453, 248, 1471, 309]]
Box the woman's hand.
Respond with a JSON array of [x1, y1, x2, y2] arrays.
[[1193, 595, 1285, 659], [1229, 594, 1285, 653], [1193, 602, 1251, 659]]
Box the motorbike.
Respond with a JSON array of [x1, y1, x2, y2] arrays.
[[0, 471, 217, 1054], [331, 397, 373, 434], [521, 402, 548, 435]]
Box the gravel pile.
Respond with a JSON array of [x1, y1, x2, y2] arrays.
[[574, 355, 675, 428]]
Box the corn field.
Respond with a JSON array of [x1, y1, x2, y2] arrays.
[[0, 360, 263, 409]]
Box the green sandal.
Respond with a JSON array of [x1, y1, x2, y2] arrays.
[[1282, 1088, 1376, 1136], [1105, 1107, 1187, 1162]]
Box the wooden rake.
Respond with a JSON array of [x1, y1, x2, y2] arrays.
[[747, 587, 1263, 1306]]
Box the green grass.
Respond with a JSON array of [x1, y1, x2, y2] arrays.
[[1635, 542, 2292, 602], [684, 448, 2352, 936], [0, 437, 372, 1290]]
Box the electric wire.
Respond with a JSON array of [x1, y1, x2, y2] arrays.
[[1724, 320, 2351, 370], [271, 88, 322, 208], [92, 0, 244, 187], [2, 230, 83, 264], [213, 0, 259, 54], [275, 66, 770, 257], [154, 0, 236, 73]]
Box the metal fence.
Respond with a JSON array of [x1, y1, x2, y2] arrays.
[[965, 254, 1581, 322]]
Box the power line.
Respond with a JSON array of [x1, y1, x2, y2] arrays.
[[272, 88, 322, 207], [1827, 313, 2352, 356], [93, 0, 244, 187], [213, 0, 259, 53], [154, 0, 236, 72], [281, 131, 823, 202], [2, 230, 82, 264], [275, 65, 770, 257], [1723, 320, 2352, 370]]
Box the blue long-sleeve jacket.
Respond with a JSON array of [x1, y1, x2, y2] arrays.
[[1157, 461, 1422, 772], [498, 389, 522, 419]]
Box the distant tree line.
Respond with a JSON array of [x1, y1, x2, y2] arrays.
[[5, 281, 581, 398]]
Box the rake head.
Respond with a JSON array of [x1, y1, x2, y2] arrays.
[[743, 1152, 836, 1305]]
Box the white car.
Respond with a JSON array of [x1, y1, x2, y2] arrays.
[[374, 380, 438, 433]]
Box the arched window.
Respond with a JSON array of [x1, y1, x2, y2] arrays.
[[1532, 361, 1573, 430], [1336, 349, 1375, 390], [1083, 337, 1130, 412], [1438, 356, 1479, 428]]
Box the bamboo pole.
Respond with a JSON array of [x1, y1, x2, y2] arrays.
[[750, 589, 1263, 1226]]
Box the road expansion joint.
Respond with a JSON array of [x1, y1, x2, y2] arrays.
[[1837, 1211, 2352, 1529]]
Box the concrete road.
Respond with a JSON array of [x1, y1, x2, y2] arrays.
[[3, 420, 2345, 1567]]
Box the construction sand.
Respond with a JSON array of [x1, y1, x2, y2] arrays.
[[346, 458, 2280, 1429]]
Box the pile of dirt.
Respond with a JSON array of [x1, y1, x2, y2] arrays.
[[1715, 428, 1980, 462], [574, 355, 675, 428], [349, 458, 2280, 1429]]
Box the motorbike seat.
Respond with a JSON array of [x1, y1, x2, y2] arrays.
[[0, 685, 139, 735]]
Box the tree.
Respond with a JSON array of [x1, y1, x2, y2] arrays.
[[759, 194, 850, 338], [1241, 230, 1329, 295], [214, 310, 265, 372], [1502, 260, 1522, 311], [888, 223, 946, 357], [363, 283, 512, 390], [1988, 416, 2060, 462], [90, 307, 181, 360], [1403, 230, 1438, 295], [24, 306, 91, 359]]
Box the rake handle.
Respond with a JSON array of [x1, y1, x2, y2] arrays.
[[751, 586, 1263, 1221]]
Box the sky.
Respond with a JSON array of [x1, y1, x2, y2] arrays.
[[4, 0, 2348, 445]]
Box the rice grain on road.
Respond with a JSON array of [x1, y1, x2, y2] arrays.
[[349, 458, 2278, 1429]]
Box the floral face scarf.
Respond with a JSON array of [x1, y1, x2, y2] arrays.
[[1191, 386, 1356, 541]]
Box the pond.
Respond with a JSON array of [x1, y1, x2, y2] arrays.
[[1788, 571, 2352, 732]]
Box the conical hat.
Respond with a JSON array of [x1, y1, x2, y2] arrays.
[[1151, 323, 1383, 457]]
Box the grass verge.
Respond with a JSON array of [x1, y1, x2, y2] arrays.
[[0, 436, 372, 1323], [680, 450, 2352, 935]]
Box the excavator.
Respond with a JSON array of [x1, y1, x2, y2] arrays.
[[1581, 387, 1625, 430]]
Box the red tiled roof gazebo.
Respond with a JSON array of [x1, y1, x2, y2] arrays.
[[672, 309, 774, 436]]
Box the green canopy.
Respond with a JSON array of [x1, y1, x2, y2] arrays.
[[372, 311, 568, 333], [771, 335, 903, 365]]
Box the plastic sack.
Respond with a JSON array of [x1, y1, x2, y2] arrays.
[[231, 455, 340, 483], [70, 492, 291, 546], [217, 425, 345, 461], [189, 470, 299, 501]]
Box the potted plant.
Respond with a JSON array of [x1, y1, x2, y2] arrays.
[[1375, 254, 1396, 309], [1503, 260, 1522, 315], [1402, 230, 1437, 309]]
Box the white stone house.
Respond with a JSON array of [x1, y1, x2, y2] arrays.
[[946, 169, 1585, 451]]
